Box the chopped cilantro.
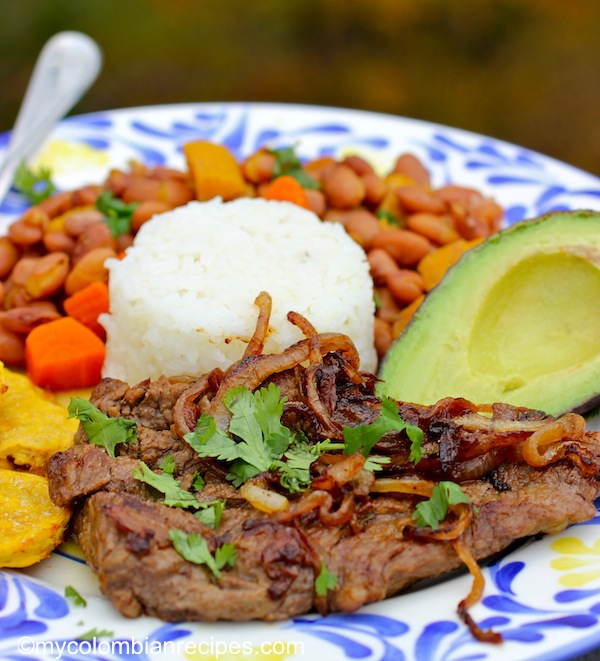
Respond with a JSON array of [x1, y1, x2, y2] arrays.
[[168, 529, 236, 579], [269, 145, 320, 189], [77, 628, 114, 640], [376, 209, 400, 226], [412, 481, 472, 529], [133, 461, 202, 509], [68, 398, 137, 458], [184, 383, 295, 487], [158, 454, 175, 474], [194, 499, 225, 529], [65, 585, 87, 607], [315, 561, 338, 596], [96, 190, 139, 238], [343, 396, 424, 462], [13, 161, 57, 203]]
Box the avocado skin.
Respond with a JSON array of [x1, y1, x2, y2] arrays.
[[377, 210, 600, 417]]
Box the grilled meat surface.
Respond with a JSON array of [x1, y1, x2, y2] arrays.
[[48, 352, 600, 625]]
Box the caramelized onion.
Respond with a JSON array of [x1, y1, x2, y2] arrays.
[[522, 413, 585, 467], [242, 291, 272, 359], [370, 477, 435, 497], [172, 369, 222, 438], [311, 453, 366, 491], [404, 503, 473, 541], [452, 536, 502, 644], [240, 482, 289, 513]]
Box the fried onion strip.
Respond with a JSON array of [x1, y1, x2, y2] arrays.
[[452, 536, 503, 644]]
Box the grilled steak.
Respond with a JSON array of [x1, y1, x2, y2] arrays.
[[46, 298, 600, 640]]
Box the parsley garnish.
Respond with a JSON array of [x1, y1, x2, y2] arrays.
[[315, 561, 338, 596], [96, 190, 139, 238], [269, 145, 320, 189], [13, 162, 56, 203], [65, 586, 87, 607], [412, 481, 472, 529], [68, 398, 137, 458], [343, 397, 424, 462], [168, 529, 236, 578]]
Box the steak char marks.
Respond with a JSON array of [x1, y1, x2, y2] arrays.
[[47, 307, 600, 637]]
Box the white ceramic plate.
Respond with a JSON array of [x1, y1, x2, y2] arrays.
[[2, 102, 600, 661]]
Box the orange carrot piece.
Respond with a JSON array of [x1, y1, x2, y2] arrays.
[[63, 280, 109, 339], [25, 317, 106, 391], [391, 295, 425, 339], [183, 140, 247, 201], [262, 175, 311, 209]]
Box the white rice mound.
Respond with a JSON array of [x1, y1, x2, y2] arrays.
[[100, 197, 377, 385]]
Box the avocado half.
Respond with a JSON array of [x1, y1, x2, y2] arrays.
[[377, 210, 600, 416]]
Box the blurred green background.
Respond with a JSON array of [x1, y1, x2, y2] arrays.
[[2, 0, 600, 176]]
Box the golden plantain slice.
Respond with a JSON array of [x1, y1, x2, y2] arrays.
[[0, 368, 78, 473], [0, 469, 71, 568]]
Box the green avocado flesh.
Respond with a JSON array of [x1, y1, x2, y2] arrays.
[[377, 210, 600, 416]]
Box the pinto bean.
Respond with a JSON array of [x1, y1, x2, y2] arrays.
[[375, 286, 402, 324], [343, 209, 381, 249], [451, 203, 490, 240], [64, 246, 116, 295], [361, 171, 387, 206], [71, 185, 102, 207], [1, 302, 61, 335], [392, 153, 431, 187], [371, 229, 432, 268], [303, 188, 327, 218], [63, 209, 105, 237], [9, 257, 39, 287], [25, 252, 70, 299], [322, 164, 365, 209], [407, 213, 460, 245], [368, 248, 399, 285], [121, 177, 161, 203], [386, 269, 425, 305], [343, 155, 375, 177], [157, 179, 195, 207], [374, 317, 393, 360], [0, 238, 20, 279], [43, 230, 76, 254], [72, 222, 117, 263], [0, 326, 26, 365], [395, 186, 446, 215], [38, 191, 74, 218], [434, 184, 483, 206], [131, 201, 172, 233], [241, 150, 277, 183]]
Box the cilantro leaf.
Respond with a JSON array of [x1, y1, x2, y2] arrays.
[[68, 397, 137, 458], [376, 209, 400, 226], [315, 561, 338, 596], [184, 384, 294, 487], [13, 161, 57, 203], [77, 628, 114, 641], [65, 585, 87, 607], [412, 481, 472, 529], [343, 397, 424, 461], [194, 500, 225, 529], [133, 461, 202, 508], [269, 145, 320, 189], [159, 454, 175, 474], [168, 529, 236, 578], [96, 190, 139, 238]]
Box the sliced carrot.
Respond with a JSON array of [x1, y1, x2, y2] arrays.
[[391, 295, 425, 339], [63, 280, 109, 339], [183, 140, 247, 202], [262, 175, 311, 209], [25, 317, 106, 391]]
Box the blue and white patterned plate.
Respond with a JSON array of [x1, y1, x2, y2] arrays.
[[2, 103, 600, 661]]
